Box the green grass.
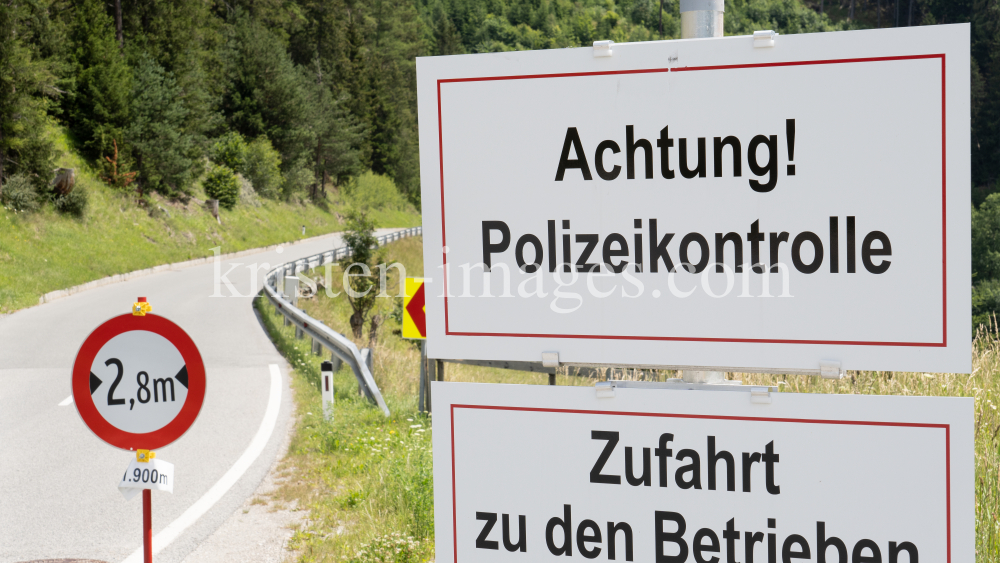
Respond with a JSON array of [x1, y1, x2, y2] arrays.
[[257, 299, 434, 563], [261, 236, 1000, 563], [0, 123, 420, 314]]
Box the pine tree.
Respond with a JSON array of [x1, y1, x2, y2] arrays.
[[66, 0, 132, 159], [221, 15, 314, 178], [126, 54, 198, 195], [0, 1, 57, 192], [119, 0, 222, 142], [304, 59, 362, 195]]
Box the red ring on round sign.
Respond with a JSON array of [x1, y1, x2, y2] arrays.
[[72, 313, 206, 450]]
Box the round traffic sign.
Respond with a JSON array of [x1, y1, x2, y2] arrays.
[[72, 313, 206, 450]]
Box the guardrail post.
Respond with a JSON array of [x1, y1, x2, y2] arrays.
[[284, 276, 299, 305], [330, 352, 342, 373], [312, 338, 322, 355], [360, 348, 373, 395], [283, 276, 299, 327], [321, 360, 334, 421]]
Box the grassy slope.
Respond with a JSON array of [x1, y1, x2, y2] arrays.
[[259, 237, 1000, 563], [0, 124, 420, 314]]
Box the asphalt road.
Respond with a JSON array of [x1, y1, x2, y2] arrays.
[[0, 230, 396, 563]]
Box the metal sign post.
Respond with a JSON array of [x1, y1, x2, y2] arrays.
[[680, 0, 723, 39], [404, 277, 432, 412], [72, 298, 206, 563], [677, 0, 725, 385]]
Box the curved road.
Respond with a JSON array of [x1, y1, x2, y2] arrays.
[[0, 230, 395, 563]]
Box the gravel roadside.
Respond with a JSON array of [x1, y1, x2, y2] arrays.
[[181, 379, 305, 563]]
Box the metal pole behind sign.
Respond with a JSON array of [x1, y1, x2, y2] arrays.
[[426, 356, 435, 412], [419, 341, 427, 413], [679, 0, 723, 39], [677, 0, 726, 385], [143, 489, 152, 563]]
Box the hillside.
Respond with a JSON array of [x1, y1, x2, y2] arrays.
[[1, 0, 998, 324], [0, 124, 420, 314]]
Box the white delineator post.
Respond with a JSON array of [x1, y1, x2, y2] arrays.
[[321, 360, 334, 421], [680, 0, 724, 39], [679, 0, 724, 385]]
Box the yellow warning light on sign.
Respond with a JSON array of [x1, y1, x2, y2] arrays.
[[136, 449, 155, 462], [402, 278, 426, 340], [132, 296, 152, 316]]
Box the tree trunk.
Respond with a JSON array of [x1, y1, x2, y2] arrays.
[[0, 127, 5, 193], [877, 0, 881, 27], [849, 0, 855, 20], [115, 0, 123, 50], [658, 0, 663, 39], [350, 311, 364, 339], [313, 139, 323, 201], [368, 314, 382, 349], [908, 0, 914, 25]]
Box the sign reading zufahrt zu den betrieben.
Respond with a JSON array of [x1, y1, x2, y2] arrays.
[[416, 25, 971, 374], [432, 383, 974, 563]]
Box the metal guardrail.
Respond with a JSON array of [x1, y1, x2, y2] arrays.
[[263, 226, 423, 417]]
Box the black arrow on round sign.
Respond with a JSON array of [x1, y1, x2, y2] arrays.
[[90, 372, 102, 394], [175, 365, 188, 389]]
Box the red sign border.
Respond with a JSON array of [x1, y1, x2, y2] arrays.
[[436, 54, 948, 347], [449, 404, 952, 563], [72, 313, 206, 450]]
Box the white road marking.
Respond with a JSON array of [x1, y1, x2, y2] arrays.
[[120, 364, 283, 563], [58, 395, 73, 407]]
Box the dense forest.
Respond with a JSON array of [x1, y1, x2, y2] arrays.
[[1, 0, 999, 329]]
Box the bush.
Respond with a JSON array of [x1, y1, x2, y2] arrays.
[[347, 533, 423, 563], [203, 166, 240, 210], [1, 174, 41, 213], [244, 137, 282, 199], [52, 188, 88, 217], [345, 171, 409, 212], [973, 279, 1000, 334], [236, 173, 261, 207], [974, 195, 1000, 281], [281, 161, 314, 200], [211, 132, 248, 173]]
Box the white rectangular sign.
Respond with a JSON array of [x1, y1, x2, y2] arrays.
[[432, 382, 973, 563], [118, 458, 174, 500], [416, 25, 971, 374]]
